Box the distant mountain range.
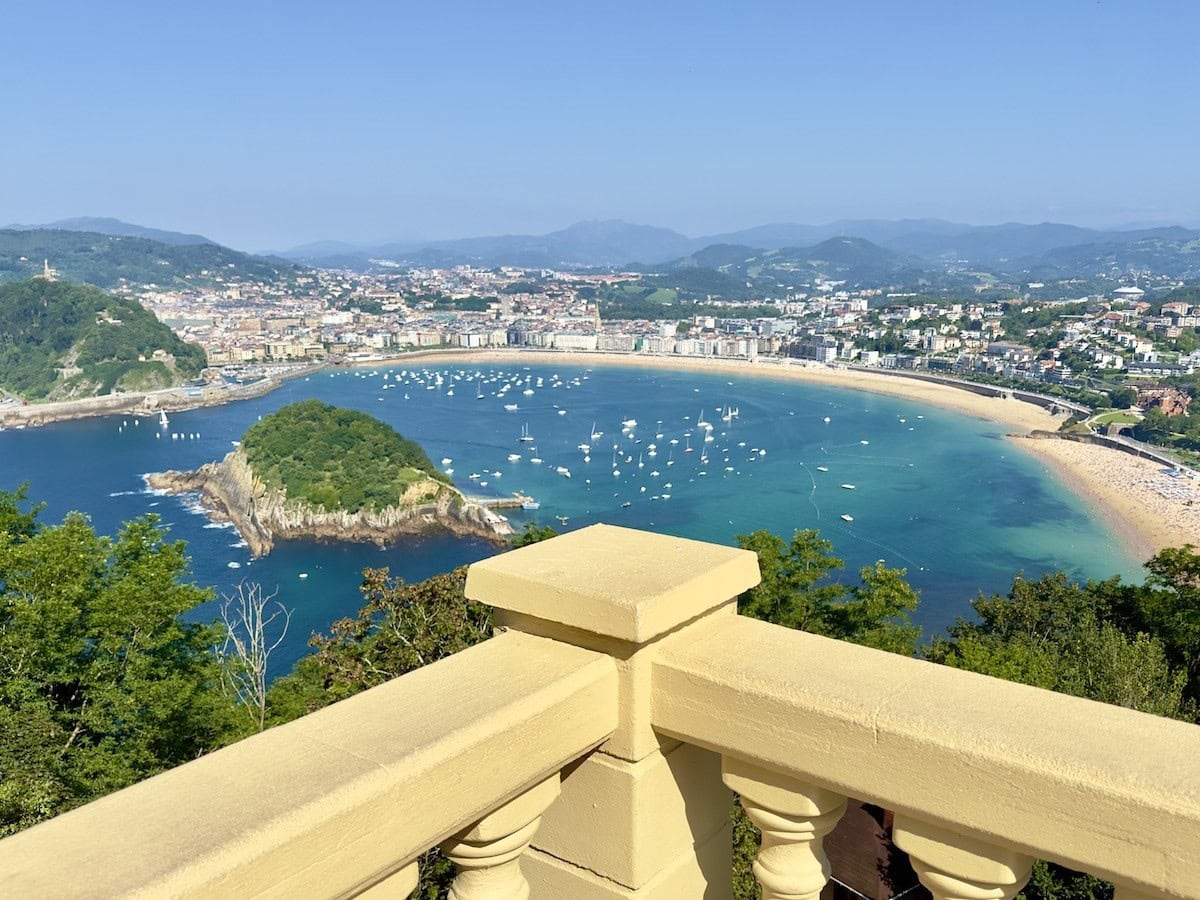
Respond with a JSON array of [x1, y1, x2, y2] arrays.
[[6, 217, 216, 247], [7, 216, 1200, 292], [271, 217, 1200, 273]]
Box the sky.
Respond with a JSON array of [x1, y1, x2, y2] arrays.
[[3, 1, 1198, 251]]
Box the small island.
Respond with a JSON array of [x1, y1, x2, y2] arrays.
[[146, 399, 512, 555]]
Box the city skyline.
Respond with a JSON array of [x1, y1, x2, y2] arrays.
[[5, 1, 1198, 250]]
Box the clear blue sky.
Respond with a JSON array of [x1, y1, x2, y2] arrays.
[[4, 1, 1197, 250]]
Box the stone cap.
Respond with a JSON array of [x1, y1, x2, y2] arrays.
[[465, 524, 761, 643]]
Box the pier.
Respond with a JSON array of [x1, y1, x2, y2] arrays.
[[471, 492, 537, 510]]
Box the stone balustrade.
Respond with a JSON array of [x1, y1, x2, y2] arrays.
[[1, 523, 1198, 899]]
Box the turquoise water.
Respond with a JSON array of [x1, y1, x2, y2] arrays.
[[0, 362, 1140, 674]]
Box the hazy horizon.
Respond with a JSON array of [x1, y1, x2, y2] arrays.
[[4, 2, 1198, 250]]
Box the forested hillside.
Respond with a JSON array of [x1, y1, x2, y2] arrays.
[[0, 229, 298, 289], [0, 279, 207, 399]]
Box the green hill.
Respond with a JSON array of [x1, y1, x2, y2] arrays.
[[0, 279, 208, 400], [0, 229, 299, 289], [240, 400, 448, 514]]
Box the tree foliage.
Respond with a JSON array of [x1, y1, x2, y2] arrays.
[[0, 488, 238, 836], [266, 566, 491, 722], [240, 399, 448, 514], [0, 279, 206, 399], [735, 529, 921, 655]]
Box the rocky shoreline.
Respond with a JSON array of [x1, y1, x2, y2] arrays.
[[145, 447, 513, 557]]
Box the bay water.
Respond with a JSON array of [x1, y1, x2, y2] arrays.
[[0, 362, 1139, 675]]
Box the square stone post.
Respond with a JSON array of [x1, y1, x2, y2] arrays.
[[465, 524, 761, 899]]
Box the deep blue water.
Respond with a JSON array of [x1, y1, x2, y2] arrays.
[[0, 362, 1140, 674]]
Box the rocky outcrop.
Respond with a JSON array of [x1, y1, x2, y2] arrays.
[[145, 447, 512, 557]]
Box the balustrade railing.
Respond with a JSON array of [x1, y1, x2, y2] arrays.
[[1, 524, 1197, 899]]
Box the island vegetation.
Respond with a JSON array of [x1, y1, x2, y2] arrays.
[[0, 279, 207, 400], [240, 399, 448, 514]]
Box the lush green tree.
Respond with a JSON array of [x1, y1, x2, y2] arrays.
[[1113, 545, 1200, 702], [0, 489, 238, 836], [1132, 407, 1174, 444], [735, 529, 920, 655], [511, 523, 557, 548], [926, 569, 1192, 720], [1107, 386, 1138, 409]]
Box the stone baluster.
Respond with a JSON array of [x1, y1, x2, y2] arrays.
[[441, 776, 560, 900], [893, 816, 1033, 900], [722, 756, 847, 900]]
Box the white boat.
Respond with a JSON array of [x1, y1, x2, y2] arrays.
[[298, 572, 309, 579], [841, 484, 856, 490], [556, 466, 571, 478], [507, 454, 522, 462], [621, 418, 637, 429], [684, 435, 693, 453], [578, 443, 591, 452], [522, 499, 540, 510], [816, 466, 828, 472], [441, 457, 453, 465], [696, 408, 711, 429], [557, 409, 567, 416], [860, 440, 869, 445], [529, 446, 543, 464], [841, 514, 854, 522], [518, 423, 535, 442], [590, 422, 603, 440], [159, 410, 169, 427], [504, 403, 519, 411]]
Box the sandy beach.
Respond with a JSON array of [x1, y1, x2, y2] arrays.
[[1014, 437, 1200, 561]]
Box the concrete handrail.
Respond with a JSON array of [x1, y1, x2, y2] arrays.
[[652, 614, 1200, 897], [0, 631, 617, 899]]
